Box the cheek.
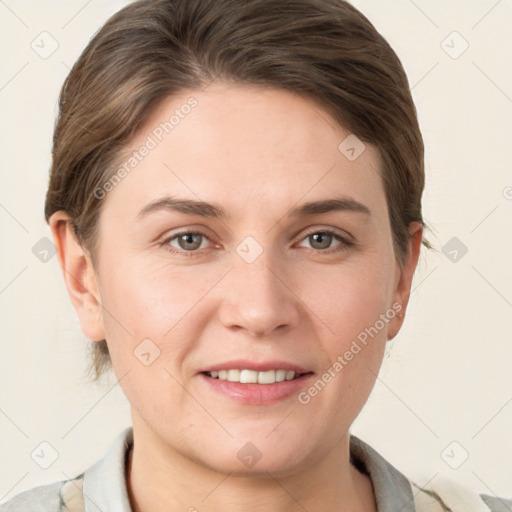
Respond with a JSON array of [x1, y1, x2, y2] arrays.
[[99, 261, 212, 337], [297, 256, 395, 412], [299, 256, 396, 346], [96, 261, 225, 383], [95, 264, 204, 425]]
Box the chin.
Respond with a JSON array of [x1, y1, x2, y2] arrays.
[[190, 435, 312, 478]]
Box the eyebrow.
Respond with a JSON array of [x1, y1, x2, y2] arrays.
[[136, 195, 371, 220]]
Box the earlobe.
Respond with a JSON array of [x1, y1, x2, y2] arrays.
[[387, 222, 423, 340], [49, 211, 106, 342]]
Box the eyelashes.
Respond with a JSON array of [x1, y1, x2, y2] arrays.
[[161, 228, 354, 258]]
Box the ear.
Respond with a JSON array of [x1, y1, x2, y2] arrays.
[[387, 222, 423, 340], [49, 211, 105, 342]]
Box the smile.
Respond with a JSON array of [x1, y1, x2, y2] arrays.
[[204, 369, 306, 384]]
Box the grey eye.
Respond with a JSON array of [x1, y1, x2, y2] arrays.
[[307, 232, 336, 250], [175, 233, 204, 251]]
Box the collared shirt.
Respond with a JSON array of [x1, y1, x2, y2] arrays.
[[1, 427, 510, 511]]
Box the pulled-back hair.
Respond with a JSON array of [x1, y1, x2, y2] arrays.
[[45, 0, 430, 378]]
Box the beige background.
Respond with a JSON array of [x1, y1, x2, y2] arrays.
[[1, 0, 511, 503]]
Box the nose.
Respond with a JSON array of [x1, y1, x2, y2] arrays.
[[218, 246, 301, 338]]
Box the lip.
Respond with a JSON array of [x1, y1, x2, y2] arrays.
[[199, 359, 312, 374], [199, 373, 315, 405], [198, 360, 315, 405]]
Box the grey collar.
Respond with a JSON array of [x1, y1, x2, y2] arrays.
[[350, 434, 416, 512]]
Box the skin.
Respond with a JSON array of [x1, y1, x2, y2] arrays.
[[50, 83, 422, 512]]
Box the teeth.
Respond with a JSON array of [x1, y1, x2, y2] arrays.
[[257, 370, 276, 384], [227, 369, 241, 382], [240, 369, 258, 383], [275, 369, 286, 382], [207, 369, 302, 384]]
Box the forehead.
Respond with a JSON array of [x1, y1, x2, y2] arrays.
[[102, 83, 386, 223]]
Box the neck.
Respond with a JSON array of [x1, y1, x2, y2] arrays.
[[126, 421, 377, 512]]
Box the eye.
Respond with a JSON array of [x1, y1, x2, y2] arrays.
[[163, 230, 212, 256], [297, 229, 352, 254], [161, 228, 353, 257]]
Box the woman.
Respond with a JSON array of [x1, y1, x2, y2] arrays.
[[2, 0, 510, 510]]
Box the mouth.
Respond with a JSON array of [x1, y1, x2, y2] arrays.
[[199, 368, 315, 404], [202, 369, 313, 384], [198, 360, 315, 404]]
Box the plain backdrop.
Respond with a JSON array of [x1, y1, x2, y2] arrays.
[[1, 0, 511, 503]]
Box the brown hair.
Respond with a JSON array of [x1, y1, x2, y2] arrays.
[[45, 0, 431, 379]]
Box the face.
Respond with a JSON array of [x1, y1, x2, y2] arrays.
[[55, 83, 420, 477]]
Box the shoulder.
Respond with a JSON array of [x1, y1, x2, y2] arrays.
[[0, 475, 84, 512], [349, 433, 511, 512], [1, 427, 133, 512], [481, 494, 512, 512], [410, 476, 512, 512]]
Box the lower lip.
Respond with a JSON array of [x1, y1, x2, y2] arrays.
[[199, 372, 315, 405]]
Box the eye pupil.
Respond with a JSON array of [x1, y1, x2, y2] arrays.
[[178, 233, 202, 250], [310, 232, 332, 250], [170, 230, 342, 254]]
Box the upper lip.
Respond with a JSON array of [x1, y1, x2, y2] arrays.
[[200, 360, 313, 374]]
